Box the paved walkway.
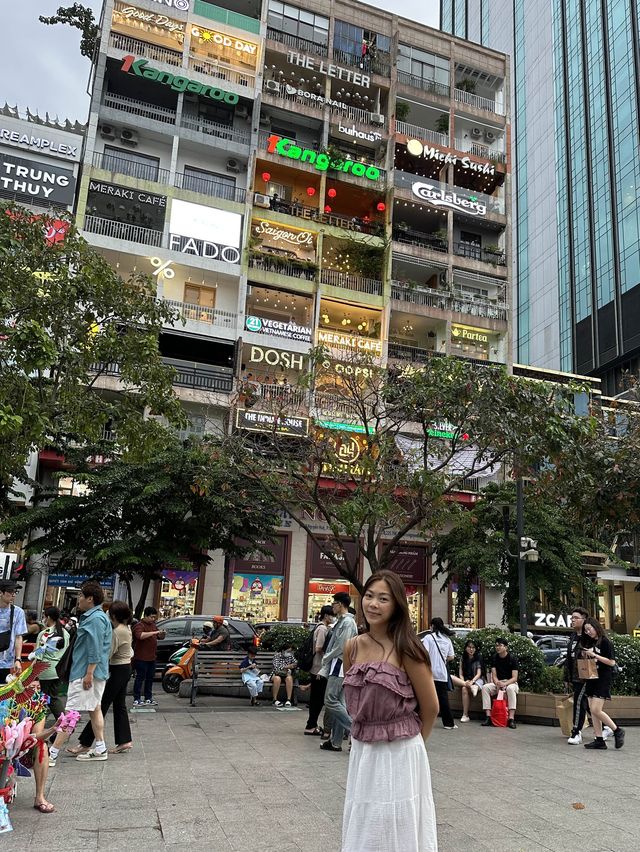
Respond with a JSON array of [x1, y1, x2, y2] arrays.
[[9, 694, 640, 851]]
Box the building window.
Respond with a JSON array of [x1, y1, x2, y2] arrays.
[[333, 21, 391, 73], [184, 284, 216, 309], [182, 166, 236, 200], [397, 44, 450, 88], [103, 146, 160, 181], [267, 1, 329, 50]]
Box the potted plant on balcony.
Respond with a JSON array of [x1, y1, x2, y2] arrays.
[[436, 114, 450, 135], [483, 244, 502, 264], [433, 228, 448, 249], [457, 78, 477, 94], [395, 101, 410, 123]]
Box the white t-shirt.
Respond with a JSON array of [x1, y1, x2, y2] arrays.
[[422, 632, 454, 682]]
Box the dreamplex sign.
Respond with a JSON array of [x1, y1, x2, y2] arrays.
[[411, 181, 487, 217], [287, 51, 370, 88], [406, 139, 496, 176], [0, 128, 79, 159]]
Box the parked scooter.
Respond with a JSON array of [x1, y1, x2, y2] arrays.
[[162, 638, 200, 693]]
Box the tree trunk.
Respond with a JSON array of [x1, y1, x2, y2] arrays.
[[122, 576, 133, 611], [134, 572, 154, 620]]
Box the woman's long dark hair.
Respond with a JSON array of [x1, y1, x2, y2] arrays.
[[361, 570, 431, 667], [582, 616, 604, 642], [430, 617, 453, 637], [44, 606, 64, 641], [462, 639, 482, 678]]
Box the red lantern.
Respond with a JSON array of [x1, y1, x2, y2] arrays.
[[261, 172, 271, 182], [327, 187, 337, 198], [324, 205, 332, 213], [306, 186, 316, 196], [376, 202, 386, 212]]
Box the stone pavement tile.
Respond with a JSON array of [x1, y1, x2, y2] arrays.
[[98, 806, 160, 830], [159, 815, 229, 844], [98, 826, 164, 848], [30, 828, 99, 851]]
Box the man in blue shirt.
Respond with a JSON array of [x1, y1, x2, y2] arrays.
[[0, 578, 27, 684], [48, 580, 112, 766]]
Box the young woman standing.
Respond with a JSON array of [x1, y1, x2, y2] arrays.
[[341, 570, 439, 852], [581, 617, 625, 750]]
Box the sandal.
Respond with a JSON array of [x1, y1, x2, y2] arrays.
[[66, 745, 89, 755], [108, 744, 133, 754], [304, 728, 322, 736], [34, 801, 55, 813]]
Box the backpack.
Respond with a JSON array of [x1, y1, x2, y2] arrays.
[[56, 624, 77, 682], [295, 626, 318, 672]]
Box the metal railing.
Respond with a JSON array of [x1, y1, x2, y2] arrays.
[[453, 242, 506, 266], [245, 382, 308, 410], [188, 54, 255, 88], [163, 358, 233, 392], [266, 28, 329, 56], [392, 227, 448, 252], [390, 283, 508, 321], [387, 341, 439, 363], [164, 299, 237, 329], [83, 215, 163, 247], [108, 32, 182, 66], [103, 92, 176, 124], [264, 198, 382, 235], [249, 252, 317, 280], [454, 138, 507, 164], [175, 171, 246, 203], [314, 393, 363, 420], [454, 88, 504, 115], [395, 121, 448, 146], [321, 268, 383, 296], [331, 48, 391, 77], [397, 72, 450, 98], [92, 151, 170, 183], [180, 113, 250, 146], [263, 80, 386, 128]]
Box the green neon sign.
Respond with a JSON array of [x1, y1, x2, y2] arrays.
[[266, 135, 380, 181], [315, 419, 367, 433]]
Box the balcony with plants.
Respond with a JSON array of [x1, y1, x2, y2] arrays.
[[392, 201, 449, 259], [332, 21, 392, 79], [394, 100, 450, 147], [452, 222, 507, 272], [387, 312, 446, 364], [321, 237, 385, 299], [453, 66, 506, 118], [248, 215, 318, 283]]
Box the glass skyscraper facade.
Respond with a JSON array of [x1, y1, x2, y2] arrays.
[[442, 0, 640, 392]]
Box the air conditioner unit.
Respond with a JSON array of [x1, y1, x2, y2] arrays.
[[265, 79, 281, 93], [470, 127, 483, 139], [236, 105, 249, 119], [370, 113, 384, 125], [100, 124, 116, 140], [120, 128, 138, 146], [226, 158, 241, 173], [484, 130, 496, 143], [254, 192, 272, 208]]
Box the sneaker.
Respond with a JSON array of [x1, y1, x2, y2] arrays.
[[273, 700, 283, 707], [443, 725, 458, 730], [602, 726, 613, 741], [284, 700, 292, 707], [48, 756, 56, 768], [584, 738, 607, 750], [132, 700, 142, 707], [319, 741, 342, 752], [567, 732, 583, 745], [460, 715, 470, 723], [507, 719, 517, 729], [145, 699, 158, 706], [481, 717, 493, 727], [76, 748, 108, 762], [613, 727, 625, 750]]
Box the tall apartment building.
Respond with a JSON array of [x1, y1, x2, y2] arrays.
[[443, 0, 640, 395], [70, 0, 510, 629]]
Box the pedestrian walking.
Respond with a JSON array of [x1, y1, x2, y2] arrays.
[[304, 605, 334, 736], [451, 639, 484, 722], [581, 617, 625, 750], [319, 592, 358, 752], [341, 570, 438, 852], [0, 578, 27, 684], [563, 607, 611, 744], [132, 606, 164, 707], [37, 606, 70, 721], [72, 600, 133, 755], [240, 647, 264, 705], [421, 618, 457, 729], [48, 580, 112, 766]]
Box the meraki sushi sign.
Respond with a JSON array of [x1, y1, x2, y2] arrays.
[[120, 55, 239, 103]]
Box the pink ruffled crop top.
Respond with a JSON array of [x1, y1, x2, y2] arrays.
[[343, 661, 422, 743]]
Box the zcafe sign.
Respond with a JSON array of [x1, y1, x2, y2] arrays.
[[406, 139, 496, 177], [253, 219, 314, 247], [412, 181, 487, 217]]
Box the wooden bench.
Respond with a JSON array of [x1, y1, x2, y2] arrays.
[[184, 649, 274, 705]]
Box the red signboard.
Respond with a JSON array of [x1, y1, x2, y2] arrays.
[[308, 580, 350, 595], [232, 535, 286, 574], [309, 539, 358, 580], [387, 545, 427, 584]]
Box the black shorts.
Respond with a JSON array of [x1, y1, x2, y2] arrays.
[[585, 679, 612, 700]]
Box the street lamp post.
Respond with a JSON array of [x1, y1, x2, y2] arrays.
[[516, 477, 527, 637]]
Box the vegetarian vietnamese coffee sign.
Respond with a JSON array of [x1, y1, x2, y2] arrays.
[[0, 153, 75, 205], [120, 55, 238, 103], [245, 315, 312, 343], [266, 135, 380, 181]]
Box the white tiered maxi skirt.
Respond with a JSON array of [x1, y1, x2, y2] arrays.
[[341, 733, 438, 852]]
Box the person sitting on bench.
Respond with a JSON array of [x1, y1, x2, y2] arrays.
[[240, 647, 264, 706], [481, 637, 519, 729], [272, 644, 297, 707]]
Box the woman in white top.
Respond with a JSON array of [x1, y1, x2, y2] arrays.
[[421, 617, 456, 729]]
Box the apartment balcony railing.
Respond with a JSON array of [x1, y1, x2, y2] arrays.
[[265, 197, 383, 235], [454, 138, 507, 164], [180, 114, 251, 146], [391, 282, 508, 321], [249, 252, 317, 280], [397, 72, 450, 98], [245, 382, 308, 412], [453, 242, 506, 266], [263, 80, 386, 129], [392, 227, 448, 253], [321, 268, 383, 297], [83, 215, 163, 247], [108, 32, 182, 67], [102, 92, 176, 124], [175, 171, 246, 203], [387, 341, 439, 363], [266, 28, 329, 56], [164, 299, 237, 330], [454, 88, 504, 116], [188, 54, 255, 88], [314, 392, 364, 421], [395, 121, 448, 146], [163, 358, 234, 392], [193, 0, 260, 33], [92, 151, 170, 184], [332, 47, 391, 77]]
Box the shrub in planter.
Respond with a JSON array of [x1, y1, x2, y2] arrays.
[[538, 665, 566, 695], [259, 624, 309, 653], [609, 634, 640, 696], [447, 628, 546, 693]]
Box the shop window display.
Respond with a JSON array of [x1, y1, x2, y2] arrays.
[[230, 573, 283, 621], [307, 580, 350, 620], [160, 572, 198, 617], [450, 589, 479, 629]]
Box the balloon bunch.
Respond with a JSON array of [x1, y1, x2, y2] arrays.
[[54, 710, 80, 734]]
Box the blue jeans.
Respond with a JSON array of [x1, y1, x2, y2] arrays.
[[324, 675, 352, 748], [133, 659, 155, 702]]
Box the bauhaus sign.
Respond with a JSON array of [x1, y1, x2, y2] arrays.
[[0, 153, 75, 205], [266, 135, 380, 182], [120, 55, 238, 103], [412, 181, 487, 216]]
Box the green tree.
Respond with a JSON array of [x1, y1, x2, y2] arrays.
[[1, 441, 281, 618], [432, 482, 602, 625], [220, 351, 593, 594], [39, 3, 98, 59], [0, 204, 183, 507]]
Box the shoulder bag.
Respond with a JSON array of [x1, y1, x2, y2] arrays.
[[0, 605, 14, 653], [429, 632, 454, 691]]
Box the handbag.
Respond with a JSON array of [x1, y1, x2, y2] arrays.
[[490, 688, 508, 727], [429, 632, 454, 691], [576, 656, 598, 680], [0, 605, 14, 653]]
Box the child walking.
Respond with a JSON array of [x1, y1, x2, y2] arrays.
[[341, 570, 439, 852]]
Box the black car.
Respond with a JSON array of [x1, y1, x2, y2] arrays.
[[155, 616, 259, 671], [533, 634, 570, 666]]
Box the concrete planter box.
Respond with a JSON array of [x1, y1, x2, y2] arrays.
[[449, 689, 640, 726]]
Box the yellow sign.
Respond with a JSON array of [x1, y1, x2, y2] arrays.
[[634, 629, 640, 638], [191, 26, 257, 60], [451, 324, 491, 344], [318, 329, 383, 355]]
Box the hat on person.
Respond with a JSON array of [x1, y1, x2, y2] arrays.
[[212, 616, 225, 625], [203, 621, 213, 629], [0, 579, 22, 593]]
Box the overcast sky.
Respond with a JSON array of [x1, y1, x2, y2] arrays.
[[3, 1, 438, 121]]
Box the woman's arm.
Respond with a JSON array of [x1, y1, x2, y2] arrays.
[[404, 655, 438, 740], [586, 638, 616, 667], [342, 637, 355, 674]]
